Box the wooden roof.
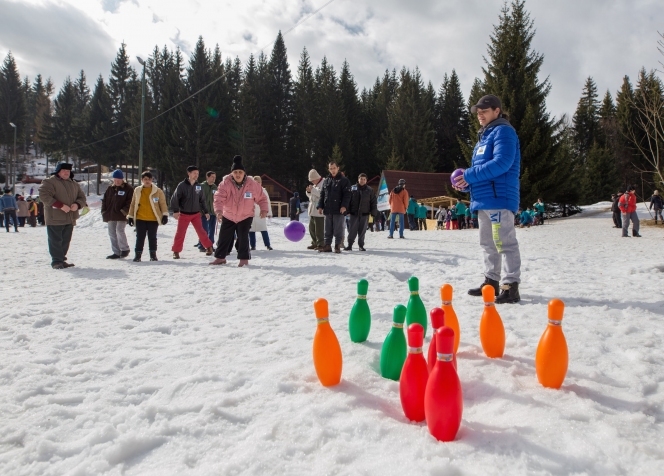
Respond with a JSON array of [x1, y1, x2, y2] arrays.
[[382, 170, 453, 201]]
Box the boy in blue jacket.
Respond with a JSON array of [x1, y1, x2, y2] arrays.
[[453, 95, 522, 304]]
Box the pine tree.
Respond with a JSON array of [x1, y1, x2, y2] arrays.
[[0, 52, 27, 162], [582, 142, 620, 203], [385, 68, 436, 172], [312, 57, 345, 172], [31, 74, 52, 159], [461, 78, 486, 166], [108, 43, 135, 167], [338, 60, 363, 180], [572, 77, 600, 157], [43, 77, 78, 162], [480, 0, 561, 205], [290, 48, 317, 185], [435, 70, 469, 171], [615, 75, 639, 187], [88, 75, 113, 192]]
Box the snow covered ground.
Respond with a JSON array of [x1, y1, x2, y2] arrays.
[[1, 203, 662, 475]]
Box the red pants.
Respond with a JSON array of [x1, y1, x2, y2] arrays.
[[172, 213, 213, 252]]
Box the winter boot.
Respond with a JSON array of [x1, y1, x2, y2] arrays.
[[106, 254, 120, 259], [359, 246, 366, 251], [319, 245, 333, 253], [496, 283, 520, 304], [206, 246, 214, 256], [173, 252, 180, 259], [238, 259, 249, 267], [632, 230, 642, 237], [209, 258, 227, 265], [120, 250, 130, 258], [133, 252, 142, 262], [344, 244, 353, 251], [307, 244, 317, 250], [334, 245, 341, 254], [266, 246, 273, 250], [149, 251, 158, 261], [468, 276, 500, 297]]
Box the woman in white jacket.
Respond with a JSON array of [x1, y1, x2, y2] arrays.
[[249, 176, 273, 250]]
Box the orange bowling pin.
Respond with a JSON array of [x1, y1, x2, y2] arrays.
[[479, 285, 505, 358], [440, 284, 460, 354], [536, 299, 568, 389], [313, 298, 343, 386]]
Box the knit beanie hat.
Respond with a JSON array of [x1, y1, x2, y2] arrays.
[[186, 165, 199, 173], [308, 169, 321, 182], [112, 169, 124, 179], [231, 155, 245, 172]]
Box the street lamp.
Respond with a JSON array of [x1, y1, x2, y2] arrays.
[[137, 56, 146, 183], [9, 122, 17, 188]]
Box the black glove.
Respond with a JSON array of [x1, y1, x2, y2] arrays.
[[161, 216, 168, 225], [127, 217, 134, 227]]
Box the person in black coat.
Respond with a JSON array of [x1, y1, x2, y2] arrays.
[[649, 190, 663, 224], [611, 193, 622, 228], [345, 173, 377, 251], [289, 192, 301, 221], [316, 161, 351, 253]]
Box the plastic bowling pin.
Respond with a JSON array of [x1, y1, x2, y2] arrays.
[[349, 279, 371, 343], [428, 308, 457, 372], [479, 285, 505, 358], [440, 284, 461, 354], [400, 323, 429, 422], [406, 276, 428, 337], [380, 304, 407, 381], [424, 327, 463, 442], [313, 298, 342, 387], [536, 299, 568, 389]]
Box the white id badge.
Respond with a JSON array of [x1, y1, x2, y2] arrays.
[[153, 197, 159, 202], [118, 191, 125, 196], [244, 192, 252, 199], [196, 186, 201, 191], [477, 145, 486, 155]]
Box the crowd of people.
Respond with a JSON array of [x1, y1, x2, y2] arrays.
[[1, 188, 44, 232], [7, 94, 592, 305]]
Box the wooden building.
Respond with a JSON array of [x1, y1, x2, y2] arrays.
[[260, 174, 295, 217]]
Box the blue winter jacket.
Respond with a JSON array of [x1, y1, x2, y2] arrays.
[[463, 118, 521, 213], [0, 194, 18, 211]]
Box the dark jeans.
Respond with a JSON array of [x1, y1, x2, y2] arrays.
[[197, 214, 217, 250], [135, 219, 158, 252], [249, 230, 271, 248], [4, 210, 18, 231], [324, 214, 346, 246], [348, 214, 369, 247], [216, 216, 253, 260], [407, 213, 416, 230], [612, 211, 622, 228], [418, 218, 427, 230], [47, 224, 73, 265], [18, 216, 26, 227]]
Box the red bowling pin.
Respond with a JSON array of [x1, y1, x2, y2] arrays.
[[428, 308, 457, 372], [399, 323, 429, 422], [424, 327, 463, 442]]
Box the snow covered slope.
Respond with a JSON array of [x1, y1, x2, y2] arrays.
[[0, 205, 662, 475]]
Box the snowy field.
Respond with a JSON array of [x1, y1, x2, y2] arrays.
[[1, 203, 663, 475]]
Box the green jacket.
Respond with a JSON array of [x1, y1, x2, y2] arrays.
[[455, 202, 467, 215], [534, 202, 545, 213], [407, 198, 418, 215], [200, 181, 217, 215], [416, 204, 428, 219]]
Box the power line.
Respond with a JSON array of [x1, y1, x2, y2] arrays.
[[62, 0, 341, 156]]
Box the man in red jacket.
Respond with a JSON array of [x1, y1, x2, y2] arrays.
[[619, 185, 641, 237]]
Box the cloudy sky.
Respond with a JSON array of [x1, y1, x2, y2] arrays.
[[1, 0, 661, 118]]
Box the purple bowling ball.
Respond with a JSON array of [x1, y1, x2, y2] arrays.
[[284, 220, 306, 242], [450, 168, 465, 186]]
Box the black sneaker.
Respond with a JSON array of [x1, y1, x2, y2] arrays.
[[133, 252, 142, 262], [149, 251, 158, 261], [266, 246, 273, 250], [106, 254, 121, 259], [633, 231, 642, 237], [344, 246, 352, 251], [496, 283, 520, 304], [52, 262, 65, 269], [359, 246, 366, 251], [468, 277, 499, 297], [120, 250, 130, 258]]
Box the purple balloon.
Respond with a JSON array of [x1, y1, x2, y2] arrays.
[[284, 220, 306, 242], [450, 168, 465, 185]]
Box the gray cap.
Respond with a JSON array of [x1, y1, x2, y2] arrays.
[[471, 95, 502, 113]]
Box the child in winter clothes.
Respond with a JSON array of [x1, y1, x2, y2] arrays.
[[210, 156, 269, 267]]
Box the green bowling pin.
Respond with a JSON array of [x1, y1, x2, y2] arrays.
[[349, 279, 371, 343], [406, 276, 427, 337], [380, 304, 407, 381]]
